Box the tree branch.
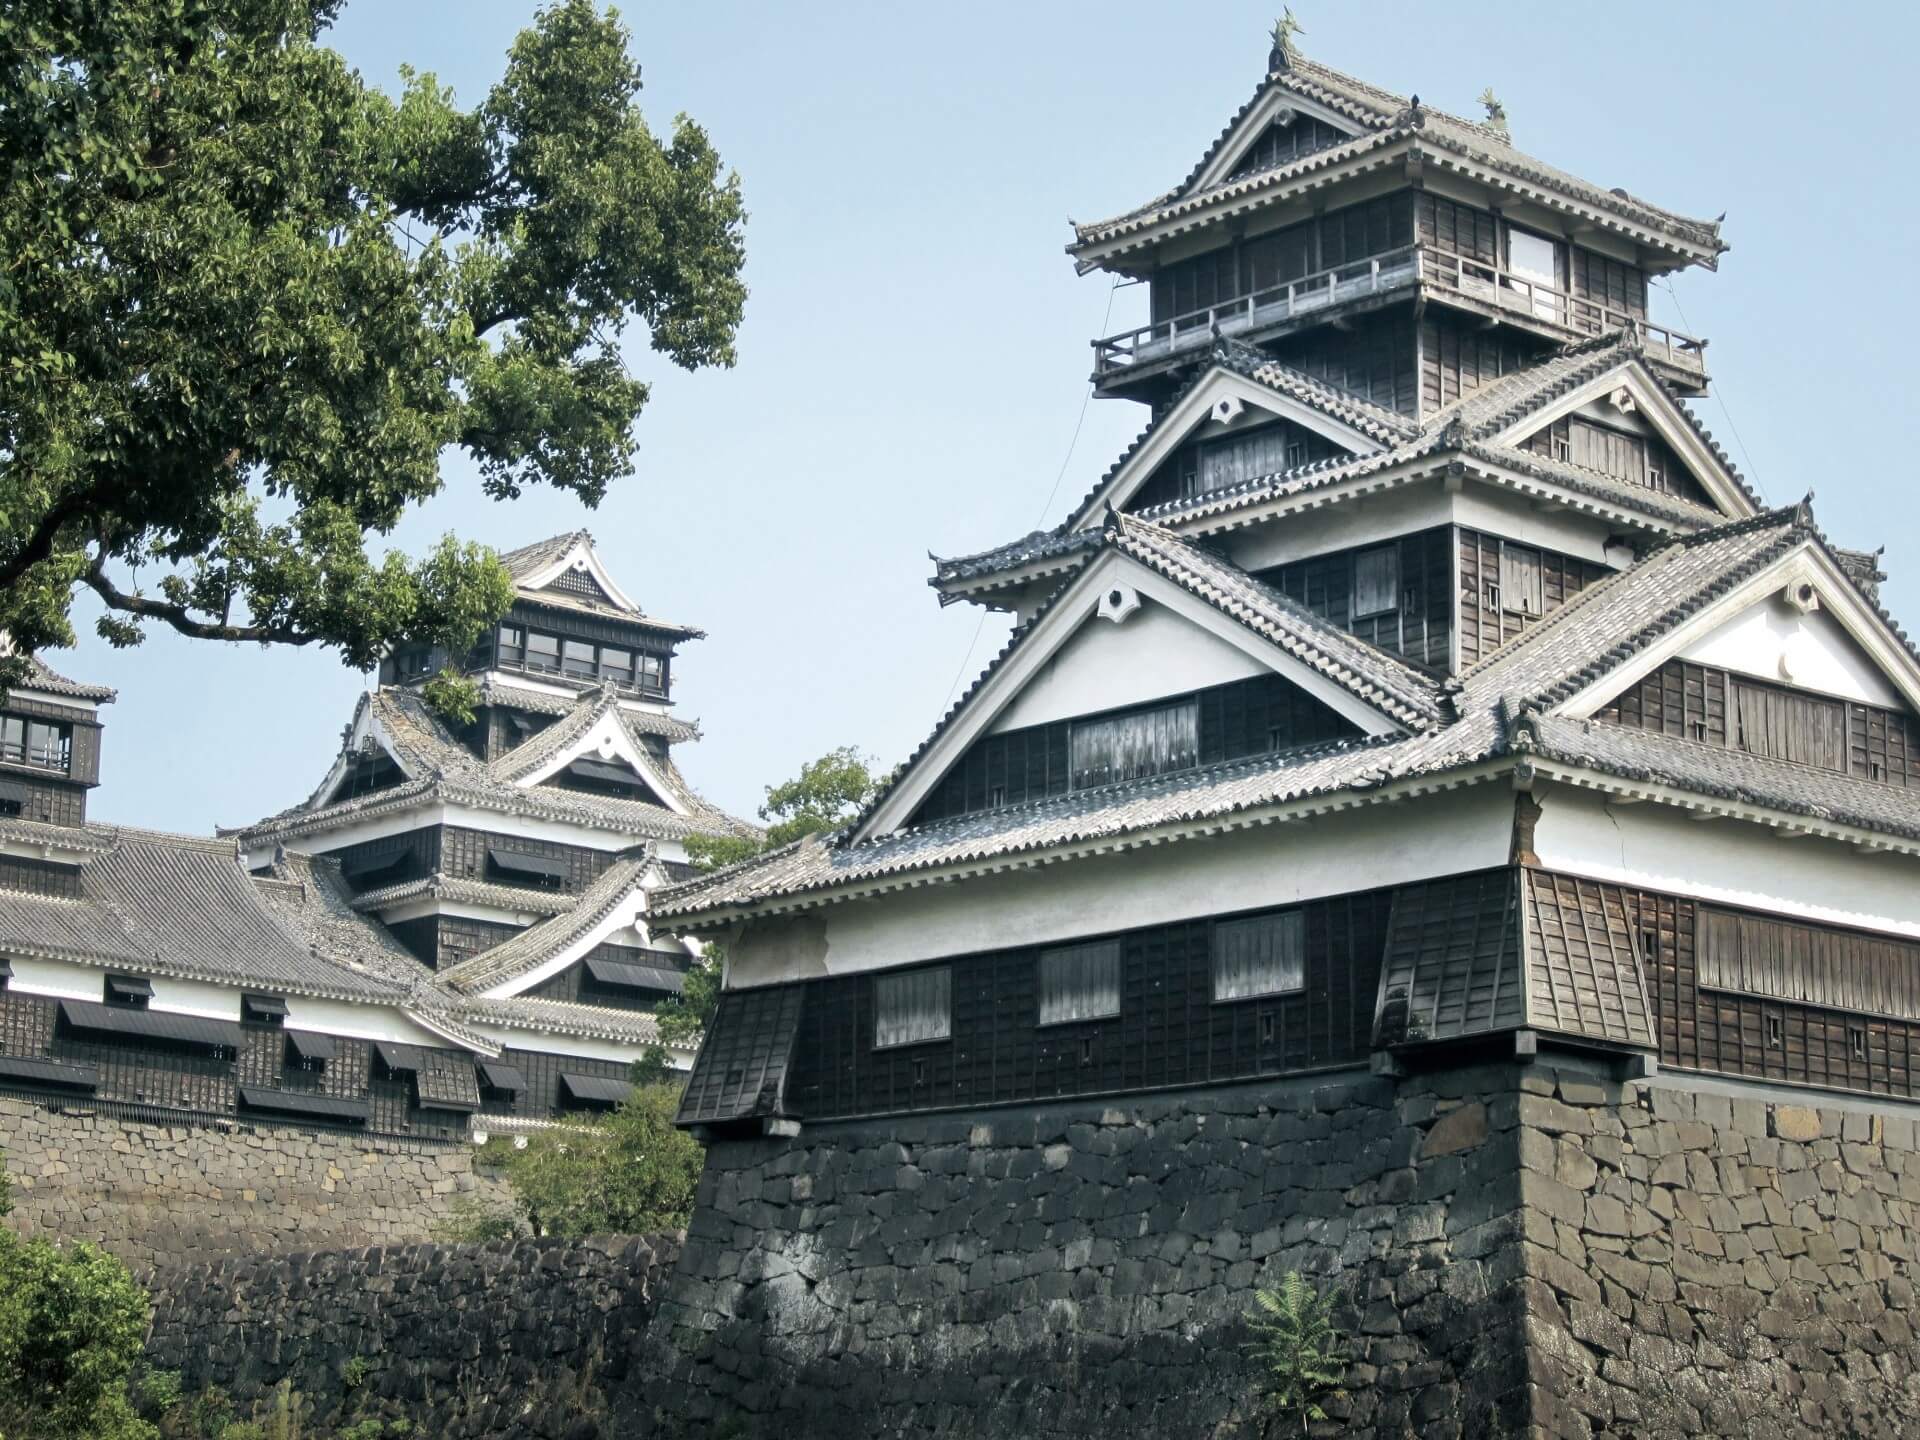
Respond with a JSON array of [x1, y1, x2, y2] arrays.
[[82, 555, 320, 648], [0, 487, 109, 595]]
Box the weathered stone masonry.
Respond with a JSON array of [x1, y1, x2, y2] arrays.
[[640, 1067, 1537, 1438], [0, 1093, 508, 1269], [636, 1065, 1920, 1439], [144, 1234, 680, 1440]]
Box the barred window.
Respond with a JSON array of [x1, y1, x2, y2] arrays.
[[874, 967, 951, 1048], [1070, 698, 1198, 790], [1038, 941, 1121, 1026], [1212, 910, 1306, 1001]]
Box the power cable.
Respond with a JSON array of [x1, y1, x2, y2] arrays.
[[1656, 277, 1767, 503], [937, 277, 1120, 712]]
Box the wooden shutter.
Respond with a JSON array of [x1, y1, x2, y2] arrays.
[[1499, 543, 1544, 615], [1070, 699, 1199, 790], [1699, 907, 1920, 1021], [1038, 941, 1122, 1025], [1212, 911, 1306, 1001], [1731, 680, 1845, 770], [874, 967, 951, 1048], [1353, 545, 1400, 618]]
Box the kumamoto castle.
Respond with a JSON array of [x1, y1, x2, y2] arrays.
[[9, 31, 1920, 1440]]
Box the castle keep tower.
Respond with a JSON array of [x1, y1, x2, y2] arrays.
[[640, 33, 1920, 1439]]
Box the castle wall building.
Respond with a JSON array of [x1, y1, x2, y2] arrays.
[[0, 533, 755, 1173], [641, 37, 1920, 1438]]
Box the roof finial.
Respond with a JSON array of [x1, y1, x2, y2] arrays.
[[1478, 88, 1510, 141], [1269, 9, 1304, 71]]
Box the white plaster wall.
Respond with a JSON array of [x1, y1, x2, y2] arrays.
[[1220, 479, 1620, 575], [147, 975, 243, 1021], [728, 784, 1515, 986], [278, 996, 450, 1048], [1679, 600, 1903, 707], [1534, 785, 1920, 938], [988, 602, 1268, 734], [8, 955, 113, 1002]]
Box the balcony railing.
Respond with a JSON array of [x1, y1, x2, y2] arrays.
[[1092, 243, 1707, 381]]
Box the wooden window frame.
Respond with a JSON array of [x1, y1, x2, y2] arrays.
[[1211, 909, 1307, 1003], [873, 967, 952, 1050], [1037, 940, 1122, 1027], [1352, 544, 1400, 620]]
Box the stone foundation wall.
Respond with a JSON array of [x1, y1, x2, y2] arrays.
[[0, 1093, 509, 1268], [639, 1067, 1537, 1438], [145, 1234, 681, 1440], [1517, 1074, 1920, 1437]]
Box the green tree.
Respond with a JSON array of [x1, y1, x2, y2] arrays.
[[501, 1082, 704, 1236], [1248, 1272, 1347, 1437], [0, 1228, 157, 1440], [0, 0, 746, 690], [666, 748, 883, 1041]]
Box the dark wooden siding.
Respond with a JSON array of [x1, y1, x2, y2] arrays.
[[334, 826, 616, 897], [1456, 529, 1610, 668], [1569, 246, 1648, 323], [1415, 195, 1498, 265], [478, 705, 560, 763], [1268, 309, 1419, 416], [1633, 887, 1920, 1099], [527, 943, 690, 1011], [784, 888, 1394, 1120], [475, 1047, 636, 1123], [382, 914, 527, 971], [1130, 418, 1345, 511], [1150, 194, 1416, 328], [909, 673, 1358, 827], [1227, 115, 1347, 179], [0, 854, 83, 899], [1418, 313, 1550, 416], [1600, 660, 1920, 788], [1260, 527, 1453, 670], [1519, 416, 1711, 508], [0, 770, 87, 827]]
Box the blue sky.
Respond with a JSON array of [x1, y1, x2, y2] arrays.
[[64, 0, 1920, 833]]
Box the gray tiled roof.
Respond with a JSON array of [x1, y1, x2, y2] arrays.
[[0, 827, 413, 1001], [9, 654, 118, 704], [1113, 514, 1446, 728], [232, 687, 755, 847], [346, 873, 574, 918], [450, 992, 663, 1046], [660, 501, 1920, 924], [941, 335, 1751, 604], [497, 530, 705, 638], [474, 676, 703, 745], [437, 849, 654, 995], [1075, 55, 1724, 258]]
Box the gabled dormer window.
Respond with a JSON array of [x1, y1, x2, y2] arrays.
[[104, 974, 151, 1010], [242, 994, 287, 1027]]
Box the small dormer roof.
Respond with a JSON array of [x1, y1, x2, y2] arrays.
[[497, 530, 705, 641]]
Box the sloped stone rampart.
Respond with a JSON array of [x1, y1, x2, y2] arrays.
[[637, 1067, 1537, 1438], [0, 1093, 508, 1269], [143, 1234, 681, 1440], [1517, 1077, 1920, 1437]]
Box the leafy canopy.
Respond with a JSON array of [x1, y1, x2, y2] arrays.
[[0, 1229, 156, 1440], [0, 0, 746, 678]]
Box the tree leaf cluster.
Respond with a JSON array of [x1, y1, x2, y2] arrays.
[[0, 0, 746, 672]]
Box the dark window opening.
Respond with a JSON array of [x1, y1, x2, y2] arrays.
[[1765, 1014, 1783, 1048], [1850, 1026, 1868, 1061], [0, 778, 26, 817], [104, 974, 152, 1010], [549, 757, 665, 806], [242, 994, 287, 1027], [486, 845, 570, 890], [0, 715, 71, 774], [284, 1030, 335, 1075]]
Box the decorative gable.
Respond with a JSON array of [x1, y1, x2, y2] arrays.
[[1184, 85, 1363, 196], [1491, 360, 1751, 520], [505, 706, 691, 817]]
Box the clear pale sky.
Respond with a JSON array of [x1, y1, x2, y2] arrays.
[[62, 0, 1920, 834]]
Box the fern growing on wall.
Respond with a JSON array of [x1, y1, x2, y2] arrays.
[[1248, 1272, 1348, 1436]]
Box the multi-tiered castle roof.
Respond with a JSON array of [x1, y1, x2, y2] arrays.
[[663, 41, 1920, 1136]]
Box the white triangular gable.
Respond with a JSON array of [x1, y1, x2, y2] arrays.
[[479, 884, 652, 1000], [517, 534, 642, 614], [857, 547, 1404, 840], [1493, 360, 1753, 521], [1564, 542, 1920, 720], [1187, 87, 1363, 195], [1071, 366, 1386, 530], [514, 710, 691, 817]]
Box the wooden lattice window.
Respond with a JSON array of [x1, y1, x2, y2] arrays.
[[1038, 941, 1121, 1026], [1212, 910, 1306, 1001], [874, 967, 951, 1049]]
